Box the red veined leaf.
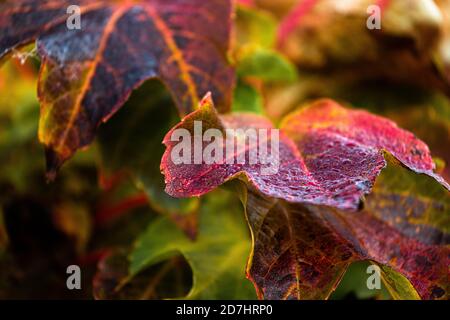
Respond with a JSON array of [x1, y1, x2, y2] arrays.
[[161, 96, 449, 211], [280, 99, 447, 185], [240, 153, 449, 300], [0, 0, 234, 178]]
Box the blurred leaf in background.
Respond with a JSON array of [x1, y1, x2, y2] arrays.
[[130, 189, 256, 300]]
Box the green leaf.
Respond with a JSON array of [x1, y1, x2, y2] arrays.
[[330, 261, 390, 300], [235, 5, 277, 49], [238, 47, 298, 82], [0, 60, 39, 151], [130, 189, 256, 299], [379, 264, 421, 300], [232, 80, 264, 114]]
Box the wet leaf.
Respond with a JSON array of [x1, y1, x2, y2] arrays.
[[263, 78, 450, 180], [161, 96, 449, 211], [238, 154, 449, 300], [160, 95, 449, 300], [0, 0, 235, 177]]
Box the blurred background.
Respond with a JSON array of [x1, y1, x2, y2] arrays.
[[0, 0, 449, 299]]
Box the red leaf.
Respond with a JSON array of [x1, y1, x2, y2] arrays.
[[161, 96, 450, 299], [0, 0, 234, 177], [245, 183, 449, 300], [161, 96, 449, 211], [243, 149, 450, 300]]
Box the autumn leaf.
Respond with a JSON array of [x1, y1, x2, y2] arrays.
[[379, 97, 450, 182], [262, 76, 450, 180], [160, 96, 449, 299], [161, 96, 449, 211], [1, 0, 449, 301], [129, 189, 256, 299], [0, 0, 234, 178], [238, 153, 449, 300]]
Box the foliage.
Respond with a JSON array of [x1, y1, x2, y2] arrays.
[[0, 0, 449, 300]]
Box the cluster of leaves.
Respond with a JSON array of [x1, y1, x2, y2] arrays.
[[0, 0, 449, 300]]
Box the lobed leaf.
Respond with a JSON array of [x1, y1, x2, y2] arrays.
[[161, 97, 449, 211], [0, 0, 234, 177], [161, 96, 449, 299], [262, 77, 450, 180]]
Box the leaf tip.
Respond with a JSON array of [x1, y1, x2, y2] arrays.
[[199, 92, 214, 109], [44, 147, 64, 182]]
